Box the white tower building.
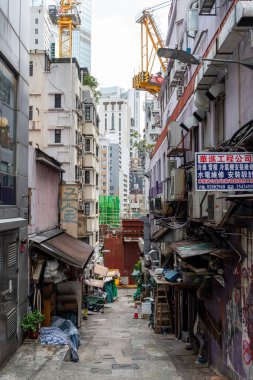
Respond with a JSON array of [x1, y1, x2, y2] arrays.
[[99, 87, 130, 218]]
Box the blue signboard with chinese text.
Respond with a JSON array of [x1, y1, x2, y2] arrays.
[[195, 152, 253, 191]]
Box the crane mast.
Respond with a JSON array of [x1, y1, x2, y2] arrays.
[[49, 0, 81, 58], [133, 9, 167, 95]]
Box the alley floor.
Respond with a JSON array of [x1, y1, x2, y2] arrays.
[[0, 289, 220, 380]]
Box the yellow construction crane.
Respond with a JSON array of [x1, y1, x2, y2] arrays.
[[48, 0, 81, 58], [133, 4, 168, 95]]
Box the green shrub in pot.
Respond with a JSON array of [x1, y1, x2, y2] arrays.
[[21, 309, 45, 335]]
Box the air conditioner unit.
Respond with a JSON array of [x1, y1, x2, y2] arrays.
[[170, 168, 185, 201], [188, 191, 207, 219], [164, 159, 177, 180], [168, 122, 182, 150], [177, 86, 185, 99], [199, 0, 216, 16], [207, 192, 229, 224], [170, 60, 187, 87]]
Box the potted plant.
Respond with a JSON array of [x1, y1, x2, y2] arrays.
[[21, 309, 45, 339]]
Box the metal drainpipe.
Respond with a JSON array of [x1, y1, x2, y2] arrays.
[[238, 46, 241, 128]]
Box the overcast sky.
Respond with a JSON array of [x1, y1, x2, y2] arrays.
[[91, 0, 169, 90]]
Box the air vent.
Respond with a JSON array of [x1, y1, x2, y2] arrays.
[[8, 242, 17, 267], [7, 308, 17, 338]]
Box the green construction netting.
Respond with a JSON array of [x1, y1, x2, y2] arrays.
[[99, 195, 120, 228]]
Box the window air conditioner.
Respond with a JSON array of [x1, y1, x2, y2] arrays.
[[168, 122, 182, 150], [170, 60, 187, 87], [177, 86, 185, 99], [207, 192, 229, 224], [188, 191, 208, 219], [170, 168, 185, 201], [164, 159, 177, 180]]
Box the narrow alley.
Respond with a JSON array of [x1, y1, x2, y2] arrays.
[[0, 289, 219, 380]]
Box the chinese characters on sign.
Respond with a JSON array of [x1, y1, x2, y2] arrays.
[[195, 153, 253, 191], [60, 185, 79, 237]]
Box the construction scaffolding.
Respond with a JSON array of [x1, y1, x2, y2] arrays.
[[99, 196, 120, 229]]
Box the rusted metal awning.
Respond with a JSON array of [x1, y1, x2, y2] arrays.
[[34, 232, 94, 269], [169, 240, 233, 259]]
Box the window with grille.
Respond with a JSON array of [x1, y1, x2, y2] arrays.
[[29, 61, 33, 76], [85, 106, 91, 120], [55, 94, 61, 108], [85, 171, 90, 184], [50, 42, 55, 59], [111, 113, 114, 130], [55, 129, 61, 143], [85, 139, 91, 151], [29, 106, 33, 121], [84, 203, 90, 215]]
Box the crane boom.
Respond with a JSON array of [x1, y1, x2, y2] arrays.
[[133, 9, 167, 95]]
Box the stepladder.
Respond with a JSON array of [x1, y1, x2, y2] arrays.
[[154, 284, 172, 334]]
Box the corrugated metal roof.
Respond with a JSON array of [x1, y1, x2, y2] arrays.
[[35, 232, 94, 268], [170, 240, 233, 259], [170, 241, 216, 259], [29, 229, 64, 244]]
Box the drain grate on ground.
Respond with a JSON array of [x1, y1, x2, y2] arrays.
[[112, 364, 139, 369]]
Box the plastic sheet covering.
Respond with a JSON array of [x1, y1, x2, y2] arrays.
[[104, 280, 117, 303], [44, 260, 67, 283], [39, 316, 80, 362]]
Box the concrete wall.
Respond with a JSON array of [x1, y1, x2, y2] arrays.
[[28, 146, 60, 234], [204, 228, 253, 380], [0, 0, 29, 363]]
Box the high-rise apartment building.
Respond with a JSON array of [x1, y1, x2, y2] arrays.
[[30, 3, 51, 52], [0, 0, 29, 365], [29, 51, 99, 251], [99, 87, 130, 218]]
